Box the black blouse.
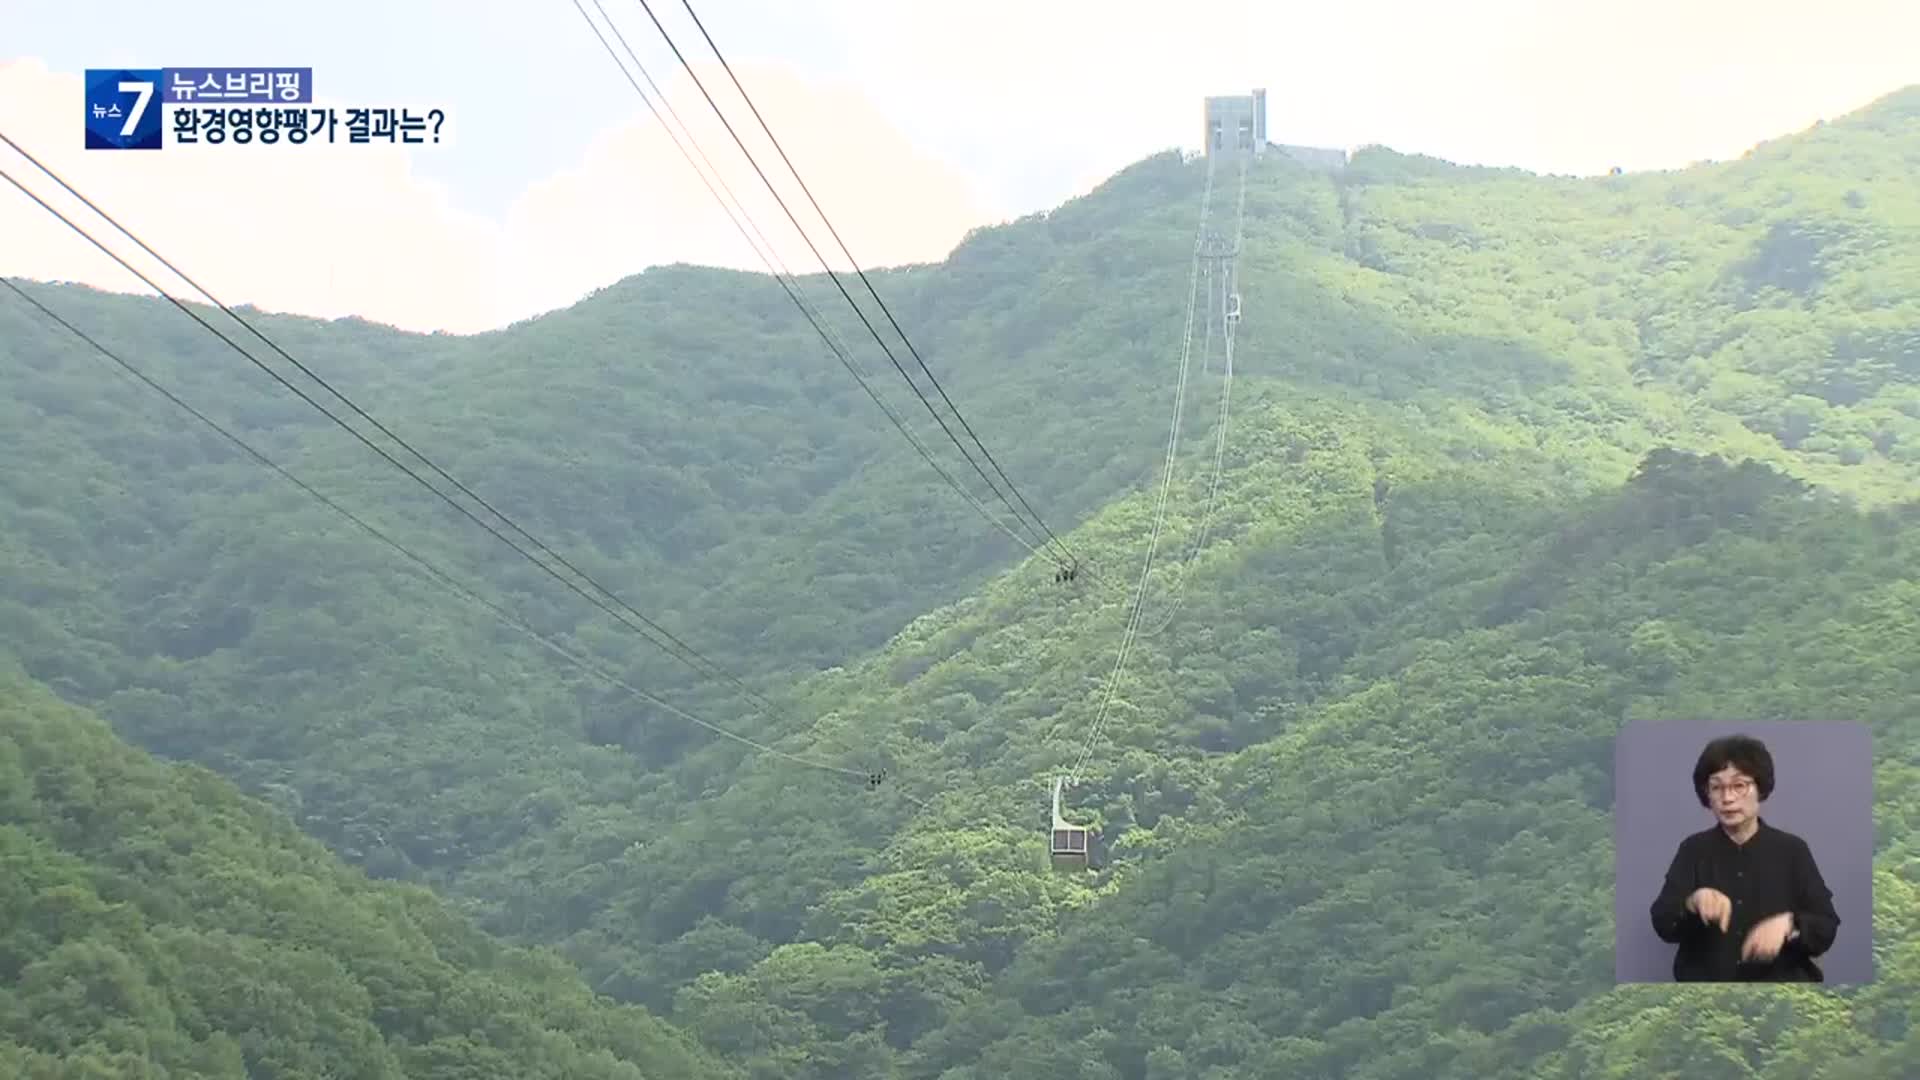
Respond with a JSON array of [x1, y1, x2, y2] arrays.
[[1649, 818, 1840, 981]]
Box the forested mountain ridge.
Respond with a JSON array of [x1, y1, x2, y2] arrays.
[[7, 86, 1916, 882], [1319, 83, 1920, 504], [1, 85, 1917, 1078], [540, 431, 1920, 1077], [0, 671, 737, 1079]]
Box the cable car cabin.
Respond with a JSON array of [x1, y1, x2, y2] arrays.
[[1051, 823, 1090, 868], [1050, 776, 1096, 871], [1225, 293, 1242, 324]]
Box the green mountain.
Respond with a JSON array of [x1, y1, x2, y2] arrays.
[[2, 85, 1917, 1078], [0, 670, 733, 1079]]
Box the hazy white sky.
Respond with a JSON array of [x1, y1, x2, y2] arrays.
[[3, 0, 1916, 333]]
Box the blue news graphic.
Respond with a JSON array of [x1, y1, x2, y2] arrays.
[[82, 65, 444, 152], [85, 68, 165, 150]]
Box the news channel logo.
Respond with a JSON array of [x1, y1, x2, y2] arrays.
[[84, 67, 447, 150], [84, 68, 167, 150]]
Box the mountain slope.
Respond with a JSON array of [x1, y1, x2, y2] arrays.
[[2, 85, 1918, 1079], [887, 448, 1920, 1079], [1321, 84, 1920, 501], [611, 443, 1919, 1079], [0, 668, 734, 1079]]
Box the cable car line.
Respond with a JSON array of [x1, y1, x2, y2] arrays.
[[0, 132, 837, 751], [582, 0, 800, 310], [1048, 149, 1234, 867], [619, 0, 1084, 575], [568, 0, 1061, 572], [1, 277, 869, 784], [664, 0, 1083, 574], [578, 0, 886, 400], [1065, 151, 1219, 790], [1143, 151, 1248, 637], [624, 0, 1067, 570], [1140, 278, 1234, 638], [667, 0, 1085, 576], [0, 144, 875, 777]]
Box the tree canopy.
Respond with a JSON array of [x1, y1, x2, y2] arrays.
[[2, 84, 1918, 1078]]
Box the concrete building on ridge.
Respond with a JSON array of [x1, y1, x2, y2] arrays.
[[1204, 87, 1348, 171]]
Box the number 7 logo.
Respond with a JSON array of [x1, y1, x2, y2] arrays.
[[85, 68, 164, 150], [118, 81, 154, 138]]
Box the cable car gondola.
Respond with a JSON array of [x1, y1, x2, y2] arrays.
[[1050, 776, 1096, 871]]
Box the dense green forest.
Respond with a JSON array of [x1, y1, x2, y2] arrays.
[[0, 672, 733, 1078], [3, 85, 1918, 1076]]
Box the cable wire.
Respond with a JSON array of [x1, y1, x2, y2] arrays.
[[1, 276, 868, 781], [1142, 152, 1248, 637], [622, 0, 1080, 572], [670, 0, 1084, 573], [0, 142, 872, 773], [568, 0, 1073, 573], [1066, 153, 1219, 784]]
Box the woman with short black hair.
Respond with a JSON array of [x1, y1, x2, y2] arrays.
[[1649, 734, 1840, 981]]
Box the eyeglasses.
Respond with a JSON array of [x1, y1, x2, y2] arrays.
[[1707, 778, 1754, 800]]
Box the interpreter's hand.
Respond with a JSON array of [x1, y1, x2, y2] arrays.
[[1687, 887, 1732, 932], [1742, 912, 1794, 963]]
